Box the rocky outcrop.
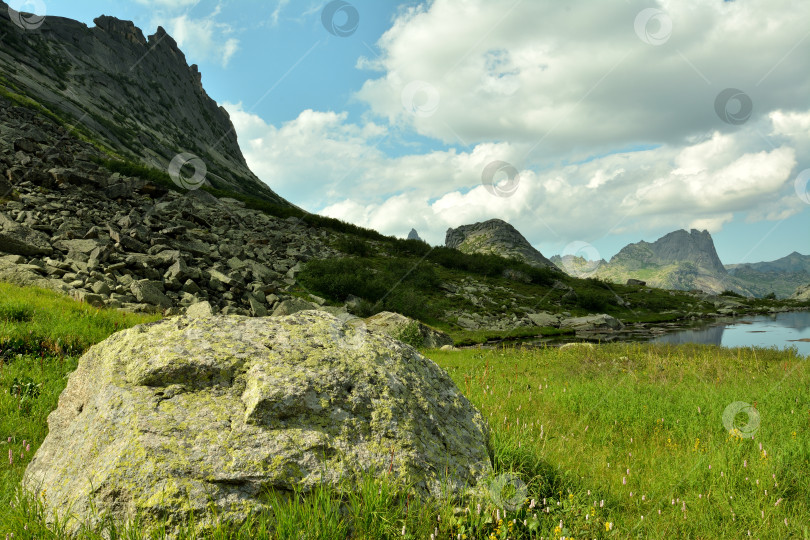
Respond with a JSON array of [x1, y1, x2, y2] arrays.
[[24, 311, 492, 536], [0, 4, 289, 204], [792, 284, 810, 301], [445, 219, 556, 268], [364, 311, 453, 348], [559, 314, 624, 332], [610, 229, 727, 275], [594, 229, 753, 295], [407, 228, 423, 241]]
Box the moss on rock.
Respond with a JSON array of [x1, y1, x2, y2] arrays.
[[23, 310, 491, 537]]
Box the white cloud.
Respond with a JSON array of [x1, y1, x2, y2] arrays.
[[165, 13, 240, 67], [222, 0, 809, 256], [134, 2, 241, 68], [226, 101, 803, 248], [356, 0, 810, 157]]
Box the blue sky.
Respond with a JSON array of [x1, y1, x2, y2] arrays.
[[31, 0, 810, 264]]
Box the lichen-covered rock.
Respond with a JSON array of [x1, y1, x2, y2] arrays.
[[364, 311, 454, 348], [23, 311, 491, 536]]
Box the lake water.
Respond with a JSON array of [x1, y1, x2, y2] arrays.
[[651, 311, 810, 357]]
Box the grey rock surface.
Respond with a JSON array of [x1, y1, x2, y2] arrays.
[[559, 314, 624, 331], [364, 311, 454, 348], [23, 311, 492, 536]]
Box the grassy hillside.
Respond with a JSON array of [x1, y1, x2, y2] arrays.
[[2, 283, 809, 537]]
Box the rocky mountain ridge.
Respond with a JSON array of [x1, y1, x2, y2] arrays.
[[445, 219, 557, 269], [0, 5, 289, 204]]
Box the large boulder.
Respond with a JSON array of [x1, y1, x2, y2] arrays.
[[0, 212, 53, 256], [364, 311, 454, 348], [271, 297, 317, 316], [559, 313, 624, 331], [24, 311, 491, 536], [526, 312, 560, 328]]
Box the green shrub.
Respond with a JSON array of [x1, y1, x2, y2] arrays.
[[335, 236, 374, 257], [395, 321, 424, 348], [720, 289, 744, 298]]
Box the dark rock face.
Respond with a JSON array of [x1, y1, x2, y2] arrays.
[[0, 3, 289, 204], [610, 229, 727, 275], [445, 219, 556, 268]]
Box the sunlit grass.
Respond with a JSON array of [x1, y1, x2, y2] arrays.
[[0, 282, 160, 357], [2, 281, 809, 537]]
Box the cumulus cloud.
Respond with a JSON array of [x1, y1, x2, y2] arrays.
[[223, 0, 809, 255], [164, 12, 239, 67], [136, 2, 240, 68], [226, 101, 802, 248], [356, 0, 810, 157]]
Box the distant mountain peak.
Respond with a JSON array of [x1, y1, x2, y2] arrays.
[[612, 228, 726, 275], [407, 228, 423, 241], [445, 218, 556, 268]]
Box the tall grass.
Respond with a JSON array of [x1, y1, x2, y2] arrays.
[[2, 282, 809, 537]]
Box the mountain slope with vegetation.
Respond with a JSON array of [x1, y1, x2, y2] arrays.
[[0, 3, 288, 204]]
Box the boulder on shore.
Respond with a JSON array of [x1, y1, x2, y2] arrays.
[[23, 311, 491, 536], [559, 314, 624, 332]]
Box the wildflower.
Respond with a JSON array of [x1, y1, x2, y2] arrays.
[[622, 477, 626, 485], [402, 526, 406, 536], [775, 498, 782, 506], [8, 449, 11, 465], [658, 509, 661, 515], [600, 500, 604, 507], [744, 460, 747, 468], [605, 521, 613, 531], [785, 518, 788, 526]]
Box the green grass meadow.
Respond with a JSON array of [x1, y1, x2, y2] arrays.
[[1, 283, 809, 538]]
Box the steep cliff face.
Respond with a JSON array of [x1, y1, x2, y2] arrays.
[[0, 4, 290, 204], [594, 229, 754, 295], [610, 229, 727, 274], [445, 219, 556, 268]]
